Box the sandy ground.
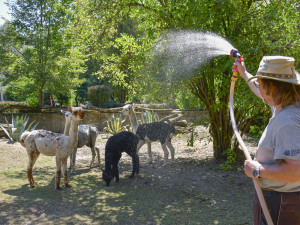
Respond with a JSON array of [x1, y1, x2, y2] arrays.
[[0, 126, 259, 224]]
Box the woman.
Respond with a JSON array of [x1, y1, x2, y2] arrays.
[[237, 56, 300, 225]]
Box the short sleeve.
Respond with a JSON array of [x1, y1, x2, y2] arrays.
[[274, 124, 300, 160]]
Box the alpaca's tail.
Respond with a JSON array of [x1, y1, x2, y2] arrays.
[[20, 131, 31, 147]]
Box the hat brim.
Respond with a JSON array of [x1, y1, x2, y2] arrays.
[[247, 71, 300, 86]]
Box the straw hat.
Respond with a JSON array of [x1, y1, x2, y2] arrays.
[[247, 56, 300, 85]]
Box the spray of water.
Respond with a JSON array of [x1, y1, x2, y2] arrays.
[[152, 30, 235, 81]]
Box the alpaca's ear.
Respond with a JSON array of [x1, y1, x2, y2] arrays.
[[67, 106, 72, 112]]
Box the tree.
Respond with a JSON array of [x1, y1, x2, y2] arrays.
[[5, 0, 86, 109], [59, 0, 300, 161], [127, 0, 299, 160]]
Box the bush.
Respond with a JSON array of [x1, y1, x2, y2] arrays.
[[141, 110, 159, 124], [248, 125, 264, 139], [0, 114, 38, 142], [175, 90, 203, 109], [88, 85, 112, 107], [103, 114, 127, 135], [0, 101, 29, 108]]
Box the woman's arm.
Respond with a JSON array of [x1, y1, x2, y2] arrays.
[[244, 159, 300, 182], [236, 62, 263, 100]]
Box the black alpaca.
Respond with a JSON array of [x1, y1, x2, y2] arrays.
[[102, 131, 139, 186]]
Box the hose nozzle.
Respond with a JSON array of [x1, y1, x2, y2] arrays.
[[230, 48, 243, 62], [230, 49, 240, 58], [230, 49, 243, 81]]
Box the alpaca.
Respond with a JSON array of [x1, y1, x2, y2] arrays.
[[121, 104, 176, 166], [61, 110, 100, 173], [20, 107, 84, 190], [102, 131, 139, 186]]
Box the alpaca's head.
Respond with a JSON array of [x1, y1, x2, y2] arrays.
[[121, 104, 133, 116], [102, 170, 113, 186], [61, 110, 72, 124], [71, 107, 85, 121]]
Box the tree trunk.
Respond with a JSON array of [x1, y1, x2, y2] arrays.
[[189, 72, 233, 161], [208, 105, 233, 160], [120, 89, 126, 103], [38, 87, 44, 110], [75, 93, 79, 107]]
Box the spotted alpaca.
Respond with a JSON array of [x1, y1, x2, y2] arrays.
[[102, 131, 139, 186], [20, 107, 84, 190], [61, 110, 100, 173]]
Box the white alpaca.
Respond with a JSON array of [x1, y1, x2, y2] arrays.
[[20, 107, 84, 190], [61, 110, 100, 173], [121, 104, 176, 166]]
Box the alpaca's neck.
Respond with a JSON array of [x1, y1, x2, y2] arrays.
[[129, 109, 139, 134], [68, 119, 79, 147], [64, 121, 71, 136]]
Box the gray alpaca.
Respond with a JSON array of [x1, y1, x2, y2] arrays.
[[61, 110, 100, 173]]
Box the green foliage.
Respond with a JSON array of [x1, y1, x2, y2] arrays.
[[248, 125, 265, 139], [88, 85, 112, 108], [4, 0, 86, 109], [0, 101, 29, 108], [103, 114, 127, 135], [219, 149, 237, 171], [97, 33, 146, 102], [2, 0, 299, 161], [187, 122, 198, 147], [0, 114, 38, 142], [175, 133, 183, 138], [141, 110, 159, 124], [175, 89, 203, 110]]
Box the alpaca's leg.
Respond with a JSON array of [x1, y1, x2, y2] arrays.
[[27, 151, 40, 188], [90, 134, 99, 167], [69, 153, 72, 170], [136, 140, 145, 154], [166, 140, 175, 161], [161, 143, 169, 167], [129, 154, 139, 178], [89, 146, 96, 168], [71, 147, 77, 173], [112, 155, 121, 182], [95, 147, 100, 165], [55, 157, 62, 190], [146, 142, 153, 164], [62, 157, 71, 188]]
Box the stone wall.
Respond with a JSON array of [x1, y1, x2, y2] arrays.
[[0, 109, 209, 133]]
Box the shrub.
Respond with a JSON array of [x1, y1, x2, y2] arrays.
[[0, 101, 29, 108], [141, 110, 159, 124], [103, 114, 127, 135], [248, 125, 264, 139], [187, 122, 198, 147], [0, 114, 38, 142], [88, 85, 112, 107], [219, 149, 237, 171], [175, 89, 204, 109]]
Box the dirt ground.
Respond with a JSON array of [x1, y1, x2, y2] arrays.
[[0, 126, 258, 225]]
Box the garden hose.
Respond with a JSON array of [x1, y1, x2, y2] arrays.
[[229, 49, 274, 225]]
